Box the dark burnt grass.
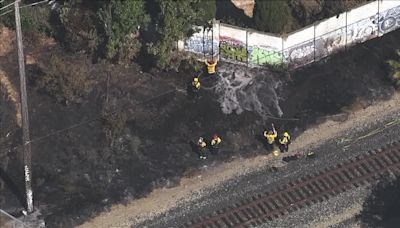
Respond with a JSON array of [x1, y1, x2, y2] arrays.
[[0, 29, 399, 227]]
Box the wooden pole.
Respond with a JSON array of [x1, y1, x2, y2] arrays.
[[15, 0, 34, 214], [211, 22, 214, 61]]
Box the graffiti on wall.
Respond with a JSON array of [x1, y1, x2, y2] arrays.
[[220, 36, 248, 62], [345, 17, 378, 45], [285, 40, 315, 67], [249, 46, 283, 65], [315, 28, 344, 60], [288, 14, 379, 66], [204, 28, 219, 57], [185, 38, 219, 56], [378, 5, 400, 34], [185, 37, 204, 54], [185, 28, 219, 56], [182, 2, 400, 69]]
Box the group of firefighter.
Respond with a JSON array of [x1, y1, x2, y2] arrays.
[[192, 59, 292, 160]]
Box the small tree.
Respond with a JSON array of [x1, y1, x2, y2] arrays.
[[98, 0, 150, 63], [198, 0, 216, 26], [386, 50, 400, 88], [37, 54, 94, 105], [254, 0, 291, 34], [57, 1, 101, 54], [0, 3, 51, 34], [148, 0, 206, 70]]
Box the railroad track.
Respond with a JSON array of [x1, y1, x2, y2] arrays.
[[183, 141, 400, 228]]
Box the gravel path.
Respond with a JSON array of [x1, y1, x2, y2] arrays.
[[139, 103, 400, 228]]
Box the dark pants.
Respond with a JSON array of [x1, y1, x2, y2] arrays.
[[199, 147, 206, 158], [189, 87, 199, 99], [210, 146, 219, 154], [279, 144, 289, 153], [266, 143, 274, 151]]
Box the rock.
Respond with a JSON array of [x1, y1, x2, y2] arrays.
[[83, 173, 91, 182], [165, 176, 180, 189], [231, 0, 255, 17]]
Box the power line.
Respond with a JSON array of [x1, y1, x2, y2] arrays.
[[0, 0, 49, 17], [0, 0, 17, 11], [1, 73, 299, 156]]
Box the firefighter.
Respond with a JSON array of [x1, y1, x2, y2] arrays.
[[198, 137, 207, 159], [205, 59, 218, 76], [278, 132, 291, 153], [263, 124, 277, 151], [191, 77, 201, 97], [210, 134, 222, 154]]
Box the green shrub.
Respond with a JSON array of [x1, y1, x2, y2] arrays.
[[101, 105, 127, 144], [198, 0, 216, 26], [254, 0, 291, 33], [386, 50, 400, 87], [56, 1, 101, 53], [37, 54, 94, 105], [148, 0, 207, 70], [98, 0, 150, 63], [0, 5, 51, 34]]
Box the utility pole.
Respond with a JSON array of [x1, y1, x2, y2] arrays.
[[15, 0, 34, 214]]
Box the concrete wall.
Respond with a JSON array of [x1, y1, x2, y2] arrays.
[[180, 0, 400, 69]]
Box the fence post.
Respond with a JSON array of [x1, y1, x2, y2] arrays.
[[218, 21, 221, 61], [377, 0, 380, 36], [246, 29, 249, 67], [202, 27, 205, 59], [345, 11, 348, 51], [313, 23, 316, 61], [211, 22, 214, 61], [281, 37, 284, 66]]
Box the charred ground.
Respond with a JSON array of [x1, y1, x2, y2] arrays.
[[0, 28, 399, 227]]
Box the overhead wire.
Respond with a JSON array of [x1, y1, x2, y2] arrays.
[[1, 81, 188, 153], [0, 0, 49, 17], [2, 67, 298, 155], [0, 3, 297, 153], [0, 0, 17, 11]]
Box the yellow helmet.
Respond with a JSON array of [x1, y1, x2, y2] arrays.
[[283, 132, 289, 137], [194, 77, 199, 82]]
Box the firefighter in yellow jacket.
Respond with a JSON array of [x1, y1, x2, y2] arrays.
[[263, 124, 277, 151], [278, 132, 291, 153], [197, 137, 207, 159], [205, 59, 218, 75], [191, 77, 201, 98], [210, 134, 222, 154]]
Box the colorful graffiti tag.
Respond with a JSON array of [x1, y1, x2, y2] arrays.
[[219, 36, 248, 62], [185, 37, 204, 54], [185, 28, 219, 57], [185, 37, 219, 56], [249, 46, 283, 65]]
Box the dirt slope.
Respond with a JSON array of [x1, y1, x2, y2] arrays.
[[231, 0, 255, 17]]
